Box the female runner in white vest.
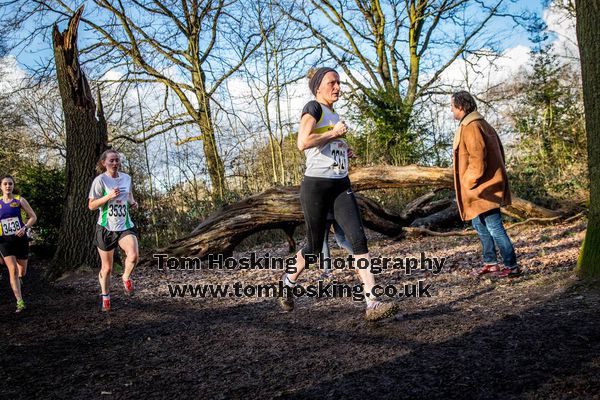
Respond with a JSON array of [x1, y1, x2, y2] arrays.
[[88, 150, 139, 312], [279, 67, 400, 321]]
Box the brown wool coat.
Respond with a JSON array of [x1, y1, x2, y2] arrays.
[[452, 111, 512, 221]]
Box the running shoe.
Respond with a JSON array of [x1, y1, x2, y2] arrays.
[[100, 295, 111, 312], [279, 295, 294, 312], [278, 273, 294, 312], [365, 301, 400, 322], [15, 299, 26, 313], [123, 278, 134, 296]]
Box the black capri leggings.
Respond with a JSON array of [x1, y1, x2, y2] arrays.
[[300, 175, 368, 258]]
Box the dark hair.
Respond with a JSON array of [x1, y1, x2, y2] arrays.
[[96, 149, 120, 173], [307, 67, 337, 96], [451, 91, 477, 115], [1, 175, 15, 183], [0, 175, 19, 195]]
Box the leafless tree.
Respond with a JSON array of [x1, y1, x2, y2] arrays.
[[11, 0, 269, 199], [278, 0, 527, 163]]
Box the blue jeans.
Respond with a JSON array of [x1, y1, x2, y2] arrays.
[[471, 208, 517, 268]]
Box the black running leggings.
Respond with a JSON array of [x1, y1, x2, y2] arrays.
[[300, 175, 368, 258]]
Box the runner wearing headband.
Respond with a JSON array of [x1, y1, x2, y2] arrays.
[[279, 67, 400, 321]]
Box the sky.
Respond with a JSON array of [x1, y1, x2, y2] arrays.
[[0, 0, 578, 189], [4, 0, 546, 78], [3, 1, 531, 62]]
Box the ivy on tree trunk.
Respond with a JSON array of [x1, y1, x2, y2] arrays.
[[575, 0, 600, 280]]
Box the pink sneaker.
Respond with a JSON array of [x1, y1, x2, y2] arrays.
[[470, 263, 500, 276], [101, 295, 111, 312], [494, 266, 521, 278], [123, 279, 134, 296]]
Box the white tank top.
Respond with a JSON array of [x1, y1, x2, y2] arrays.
[[303, 103, 349, 179]]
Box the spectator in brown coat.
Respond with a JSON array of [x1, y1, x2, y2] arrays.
[[451, 91, 520, 278]]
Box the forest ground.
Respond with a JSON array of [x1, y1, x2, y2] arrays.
[[1, 219, 599, 399]]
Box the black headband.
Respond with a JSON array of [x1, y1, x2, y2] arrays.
[[309, 67, 337, 95]]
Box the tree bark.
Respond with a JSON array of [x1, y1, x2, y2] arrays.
[[191, 61, 227, 200], [575, 0, 600, 279], [410, 202, 461, 229], [50, 6, 108, 279]]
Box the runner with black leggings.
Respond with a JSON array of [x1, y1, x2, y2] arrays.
[[279, 67, 400, 321]]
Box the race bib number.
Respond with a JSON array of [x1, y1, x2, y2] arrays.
[[330, 142, 347, 173], [1, 216, 21, 236], [108, 202, 128, 218]]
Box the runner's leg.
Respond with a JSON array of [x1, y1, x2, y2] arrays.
[[98, 248, 114, 295], [288, 177, 331, 282], [332, 183, 376, 301], [118, 233, 139, 282], [3, 255, 22, 302], [17, 259, 27, 279]]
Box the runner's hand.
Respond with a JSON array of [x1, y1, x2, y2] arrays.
[[15, 227, 26, 237], [130, 200, 138, 210], [348, 148, 356, 159], [107, 187, 120, 200], [333, 121, 348, 137]]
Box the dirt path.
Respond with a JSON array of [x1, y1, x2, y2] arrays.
[[1, 220, 599, 399]]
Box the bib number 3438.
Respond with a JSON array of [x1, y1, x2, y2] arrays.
[[1, 216, 21, 236]]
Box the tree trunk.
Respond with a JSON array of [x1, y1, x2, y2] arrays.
[[190, 59, 227, 200], [197, 108, 226, 200], [410, 202, 461, 229], [576, 0, 600, 279], [50, 6, 108, 279], [401, 190, 452, 220]]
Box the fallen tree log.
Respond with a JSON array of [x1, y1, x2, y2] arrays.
[[403, 214, 569, 238], [152, 187, 409, 261], [146, 165, 563, 262], [348, 165, 562, 219], [410, 202, 461, 229], [349, 165, 454, 191], [400, 191, 437, 220], [504, 198, 563, 219]]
